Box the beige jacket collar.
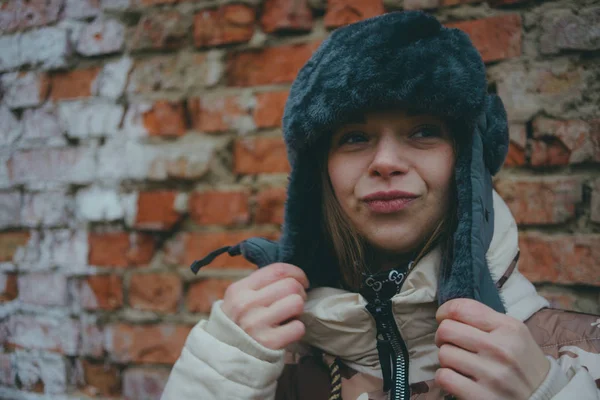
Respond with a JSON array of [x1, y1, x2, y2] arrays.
[[298, 191, 549, 382]]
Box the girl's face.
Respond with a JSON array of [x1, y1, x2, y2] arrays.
[[328, 110, 455, 257]]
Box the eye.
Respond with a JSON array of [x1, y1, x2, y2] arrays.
[[410, 125, 443, 139], [338, 131, 369, 146]]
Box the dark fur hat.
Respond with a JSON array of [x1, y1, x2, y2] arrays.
[[192, 11, 510, 313]]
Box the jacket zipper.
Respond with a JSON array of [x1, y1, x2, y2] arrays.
[[366, 298, 410, 400]]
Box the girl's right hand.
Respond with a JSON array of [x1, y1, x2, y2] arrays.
[[221, 263, 309, 350]]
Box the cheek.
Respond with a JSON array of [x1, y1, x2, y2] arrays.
[[328, 155, 358, 199], [422, 147, 455, 199]]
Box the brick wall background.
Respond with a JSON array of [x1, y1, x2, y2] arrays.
[[0, 0, 598, 398]]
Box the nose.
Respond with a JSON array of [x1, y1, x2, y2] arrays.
[[368, 135, 410, 179]]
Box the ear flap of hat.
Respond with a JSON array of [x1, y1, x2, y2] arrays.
[[480, 94, 509, 175]]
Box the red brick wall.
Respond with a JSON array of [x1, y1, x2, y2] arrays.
[[0, 0, 599, 398]]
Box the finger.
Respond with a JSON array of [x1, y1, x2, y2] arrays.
[[436, 298, 507, 333], [243, 263, 309, 291], [261, 320, 306, 350], [437, 344, 481, 381], [435, 318, 487, 353], [264, 293, 306, 327], [435, 368, 486, 400], [254, 277, 307, 307]]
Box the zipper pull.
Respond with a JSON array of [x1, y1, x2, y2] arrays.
[[376, 337, 393, 392]]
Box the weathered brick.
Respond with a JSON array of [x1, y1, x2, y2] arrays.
[[58, 100, 124, 139], [234, 137, 290, 174], [18, 273, 68, 306], [106, 324, 191, 364], [495, 177, 583, 225], [227, 42, 319, 87], [88, 232, 156, 267], [519, 233, 600, 286], [0, 352, 14, 386], [261, 0, 313, 33], [13, 351, 67, 395], [134, 191, 182, 230], [540, 8, 600, 55], [489, 60, 585, 123], [80, 317, 104, 357], [7, 316, 80, 355], [504, 124, 526, 167], [76, 187, 135, 222], [50, 67, 101, 101], [21, 191, 73, 228], [128, 52, 222, 93], [0, 105, 22, 146], [20, 104, 66, 148], [78, 359, 121, 397], [530, 118, 600, 167], [255, 187, 286, 225], [254, 91, 288, 129], [76, 18, 126, 56], [0, 273, 18, 302], [189, 190, 250, 226], [97, 136, 217, 182], [324, 0, 385, 28], [95, 56, 133, 99], [0, 0, 62, 33], [128, 273, 182, 313], [403, 0, 439, 9], [76, 275, 123, 310], [0, 191, 21, 229], [1, 72, 50, 109], [122, 367, 170, 400], [194, 5, 255, 48], [13, 230, 88, 273], [129, 11, 190, 51], [0, 27, 71, 72], [64, 0, 102, 19], [0, 232, 30, 262], [186, 278, 234, 313], [142, 100, 187, 136], [8, 147, 97, 185], [182, 230, 279, 269], [591, 178, 600, 224], [188, 95, 251, 133], [446, 15, 522, 63]]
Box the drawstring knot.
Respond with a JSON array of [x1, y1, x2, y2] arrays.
[[190, 244, 242, 274]]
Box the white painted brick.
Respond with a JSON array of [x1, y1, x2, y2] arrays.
[[97, 135, 218, 182], [120, 101, 153, 138], [76, 186, 136, 222], [0, 34, 22, 72], [102, 0, 131, 10], [14, 350, 67, 395], [76, 18, 125, 56], [9, 147, 97, 185], [1, 72, 48, 109], [0, 352, 14, 387], [94, 56, 133, 99], [21, 191, 73, 228], [58, 100, 124, 138], [64, 0, 102, 19], [8, 316, 80, 356], [19, 27, 72, 71], [21, 104, 66, 148], [0, 151, 11, 190], [0, 105, 23, 146], [0, 190, 21, 229], [79, 315, 104, 357], [123, 367, 170, 400], [18, 273, 69, 306], [15, 230, 88, 274]]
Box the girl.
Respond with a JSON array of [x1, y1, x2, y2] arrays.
[[162, 11, 600, 400]]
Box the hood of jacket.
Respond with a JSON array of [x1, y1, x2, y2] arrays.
[[296, 191, 549, 384], [191, 11, 511, 314]]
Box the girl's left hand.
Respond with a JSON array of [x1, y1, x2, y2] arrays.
[[434, 298, 550, 400]]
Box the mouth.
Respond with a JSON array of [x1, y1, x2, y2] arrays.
[[361, 191, 419, 214]]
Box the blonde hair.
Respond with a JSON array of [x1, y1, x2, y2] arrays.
[[319, 139, 457, 291]]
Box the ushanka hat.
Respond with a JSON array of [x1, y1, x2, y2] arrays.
[[192, 11, 510, 313]]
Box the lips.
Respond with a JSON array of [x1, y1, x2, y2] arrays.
[[361, 191, 419, 213]]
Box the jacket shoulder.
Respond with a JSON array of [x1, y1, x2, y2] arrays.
[[525, 307, 600, 358]]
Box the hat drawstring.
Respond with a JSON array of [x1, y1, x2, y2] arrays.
[[190, 243, 242, 274]]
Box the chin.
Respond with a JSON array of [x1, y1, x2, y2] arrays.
[[363, 228, 422, 255]]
